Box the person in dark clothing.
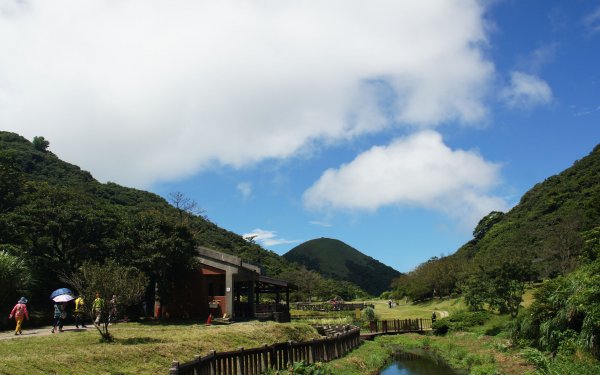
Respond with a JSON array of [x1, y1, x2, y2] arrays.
[[51, 303, 66, 333]]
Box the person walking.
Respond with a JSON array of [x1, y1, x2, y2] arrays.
[[51, 302, 65, 333], [432, 311, 437, 323], [92, 292, 104, 325], [74, 295, 87, 328], [8, 297, 29, 335], [108, 295, 117, 325]]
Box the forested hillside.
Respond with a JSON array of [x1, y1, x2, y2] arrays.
[[456, 143, 600, 275], [0, 132, 298, 317], [284, 238, 400, 296], [390, 144, 600, 361], [392, 143, 600, 304]]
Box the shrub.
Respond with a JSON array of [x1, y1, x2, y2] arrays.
[[362, 306, 375, 322], [433, 310, 493, 335], [432, 320, 450, 336]]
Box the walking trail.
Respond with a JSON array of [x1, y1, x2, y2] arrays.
[[0, 325, 90, 341]]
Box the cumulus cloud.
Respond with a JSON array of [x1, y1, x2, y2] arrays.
[[303, 130, 508, 227], [0, 0, 493, 187], [500, 72, 553, 108], [243, 229, 300, 247]]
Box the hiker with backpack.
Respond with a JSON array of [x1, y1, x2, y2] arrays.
[[8, 297, 29, 335]]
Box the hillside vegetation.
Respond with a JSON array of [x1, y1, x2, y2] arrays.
[[0, 132, 334, 323], [392, 143, 600, 302], [284, 238, 400, 296], [390, 143, 600, 364]]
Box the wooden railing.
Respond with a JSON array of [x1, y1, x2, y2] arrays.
[[369, 318, 433, 333], [169, 326, 361, 375], [293, 302, 373, 312], [255, 303, 288, 314]]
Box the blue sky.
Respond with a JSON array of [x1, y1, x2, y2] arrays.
[[2, 0, 599, 273]]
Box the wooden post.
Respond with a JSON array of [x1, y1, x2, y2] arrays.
[[287, 341, 293, 366], [209, 351, 217, 375], [262, 344, 269, 372], [309, 339, 316, 363], [169, 361, 179, 375], [193, 355, 200, 375], [334, 335, 339, 358], [237, 347, 244, 375]]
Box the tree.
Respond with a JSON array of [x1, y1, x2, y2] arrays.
[[0, 151, 24, 213], [280, 267, 324, 302], [546, 215, 583, 276], [32, 136, 49, 151], [120, 211, 197, 313], [463, 259, 531, 317], [473, 211, 504, 240], [0, 248, 33, 308], [168, 191, 206, 224], [62, 261, 148, 342]]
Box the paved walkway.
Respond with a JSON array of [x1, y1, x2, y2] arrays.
[[0, 325, 91, 341]]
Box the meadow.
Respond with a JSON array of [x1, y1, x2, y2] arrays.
[[0, 322, 320, 375]]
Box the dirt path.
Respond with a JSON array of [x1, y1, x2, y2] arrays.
[[0, 325, 91, 341]]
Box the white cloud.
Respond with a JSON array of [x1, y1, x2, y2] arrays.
[[500, 72, 553, 108], [0, 0, 493, 187], [309, 220, 333, 228], [303, 130, 508, 228], [236, 182, 252, 201], [584, 6, 600, 35], [243, 229, 300, 247]]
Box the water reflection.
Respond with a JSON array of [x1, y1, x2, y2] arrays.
[[380, 351, 457, 375]]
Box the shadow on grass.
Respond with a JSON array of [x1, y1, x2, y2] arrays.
[[118, 337, 165, 345], [136, 318, 207, 326]]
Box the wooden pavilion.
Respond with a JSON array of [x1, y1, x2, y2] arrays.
[[157, 247, 295, 322]]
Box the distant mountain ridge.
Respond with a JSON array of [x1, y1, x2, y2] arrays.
[[283, 238, 401, 296]]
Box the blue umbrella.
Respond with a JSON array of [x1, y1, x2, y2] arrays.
[[50, 288, 74, 300]]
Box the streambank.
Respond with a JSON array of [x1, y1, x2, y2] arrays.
[[324, 332, 533, 375]]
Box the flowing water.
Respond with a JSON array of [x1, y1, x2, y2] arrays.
[[380, 351, 457, 375]]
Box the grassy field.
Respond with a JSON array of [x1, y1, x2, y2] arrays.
[[0, 297, 539, 374], [290, 298, 466, 323], [0, 322, 321, 375], [366, 298, 466, 320]]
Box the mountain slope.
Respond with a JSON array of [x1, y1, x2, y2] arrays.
[[455, 143, 600, 277], [283, 238, 400, 296], [0, 131, 295, 277]]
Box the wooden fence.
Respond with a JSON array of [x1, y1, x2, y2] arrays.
[[293, 302, 372, 312], [169, 326, 361, 375], [369, 318, 433, 334]]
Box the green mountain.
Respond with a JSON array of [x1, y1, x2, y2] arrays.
[[455, 143, 600, 276], [0, 132, 297, 308], [283, 238, 401, 296], [392, 143, 600, 302]]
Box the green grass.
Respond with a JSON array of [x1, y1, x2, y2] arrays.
[[327, 332, 534, 375], [0, 322, 321, 375], [367, 298, 466, 320]]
